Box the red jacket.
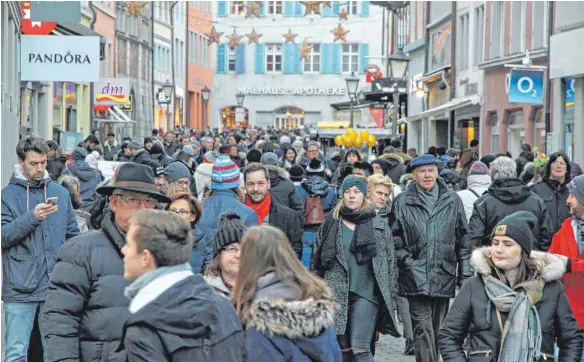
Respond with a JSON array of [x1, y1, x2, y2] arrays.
[[548, 217, 584, 329]]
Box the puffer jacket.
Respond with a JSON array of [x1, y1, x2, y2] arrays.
[[380, 154, 407, 185], [438, 247, 582, 362], [531, 177, 572, 234], [469, 178, 553, 251], [2, 165, 80, 303], [61, 161, 102, 212], [389, 179, 472, 298], [44, 212, 129, 362], [199, 189, 258, 239], [265, 164, 305, 221], [457, 174, 491, 222]]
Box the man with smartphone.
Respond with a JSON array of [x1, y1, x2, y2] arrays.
[[1, 136, 80, 362]]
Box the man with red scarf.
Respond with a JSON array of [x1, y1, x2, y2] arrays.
[[244, 162, 303, 258]]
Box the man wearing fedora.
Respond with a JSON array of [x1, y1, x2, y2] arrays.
[[43, 163, 171, 362]]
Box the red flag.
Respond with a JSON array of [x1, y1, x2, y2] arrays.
[[369, 109, 384, 128]]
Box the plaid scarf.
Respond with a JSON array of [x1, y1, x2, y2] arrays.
[[482, 274, 543, 362]]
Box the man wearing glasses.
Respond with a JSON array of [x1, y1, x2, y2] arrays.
[[44, 163, 171, 362], [302, 141, 332, 178]]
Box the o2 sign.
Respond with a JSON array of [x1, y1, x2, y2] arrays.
[[565, 77, 575, 105], [506, 69, 544, 104]]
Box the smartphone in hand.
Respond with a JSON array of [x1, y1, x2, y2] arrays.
[[46, 197, 58, 206]]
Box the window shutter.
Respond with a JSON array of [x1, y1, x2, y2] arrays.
[[359, 43, 369, 74], [217, 44, 227, 73], [294, 1, 303, 16], [235, 44, 246, 74], [259, 1, 265, 16], [217, 1, 227, 17], [320, 43, 329, 74], [283, 43, 294, 74], [284, 1, 294, 16], [331, 43, 341, 74], [255, 44, 265, 74], [294, 43, 303, 74], [332, 1, 340, 15], [323, 3, 333, 17], [360, 1, 370, 17]]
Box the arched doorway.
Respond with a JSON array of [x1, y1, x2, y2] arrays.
[[221, 105, 249, 129], [273, 106, 304, 130]]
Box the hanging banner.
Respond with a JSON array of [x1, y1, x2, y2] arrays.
[[369, 108, 384, 128], [507, 69, 544, 104]]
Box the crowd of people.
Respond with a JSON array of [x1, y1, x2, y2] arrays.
[[2, 126, 584, 362]]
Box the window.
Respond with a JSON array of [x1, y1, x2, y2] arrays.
[[142, 20, 149, 42], [267, 0, 282, 15], [118, 39, 127, 74], [228, 47, 236, 71], [490, 112, 499, 153], [194, 33, 198, 64], [416, 2, 424, 41], [130, 43, 139, 77], [534, 108, 546, 152], [532, 1, 547, 49], [107, 43, 112, 76], [266, 44, 282, 72], [303, 44, 320, 72], [230, 1, 245, 15], [458, 13, 469, 70], [342, 44, 359, 73], [510, 2, 524, 54], [490, 1, 503, 58], [474, 5, 484, 65], [346, 0, 358, 15]]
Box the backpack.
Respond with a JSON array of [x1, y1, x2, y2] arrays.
[[305, 194, 325, 225]]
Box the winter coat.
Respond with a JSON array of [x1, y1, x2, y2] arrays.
[[265, 164, 305, 221], [194, 163, 213, 199], [267, 201, 304, 259], [469, 178, 553, 251], [61, 161, 102, 213], [457, 174, 491, 222], [44, 212, 130, 362], [438, 247, 582, 362], [312, 212, 400, 337], [531, 177, 572, 234], [164, 141, 180, 157], [246, 298, 341, 362], [199, 189, 258, 240], [75, 209, 91, 233], [103, 142, 120, 161], [117, 151, 131, 162], [389, 179, 472, 298], [119, 273, 246, 362], [205, 275, 231, 298], [131, 149, 150, 164], [47, 153, 67, 181], [1, 165, 80, 303], [548, 218, 584, 329], [153, 152, 174, 167], [381, 154, 407, 185], [190, 226, 212, 274]]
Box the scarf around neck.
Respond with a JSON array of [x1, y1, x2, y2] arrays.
[[416, 183, 439, 214], [574, 216, 584, 254], [124, 262, 192, 301], [482, 274, 543, 362], [246, 192, 272, 225]]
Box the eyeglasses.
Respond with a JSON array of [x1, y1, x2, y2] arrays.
[[169, 208, 193, 217], [552, 161, 567, 167], [176, 179, 191, 187], [223, 246, 241, 254], [115, 194, 158, 208]]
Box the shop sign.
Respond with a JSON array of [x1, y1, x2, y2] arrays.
[[30, 1, 81, 22], [565, 77, 575, 106], [506, 69, 544, 105], [94, 78, 131, 105], [21, 35, 100, 82], [235, 107, 246, 123], [237, 87, 346, 96], [119, 95, 133, 112]]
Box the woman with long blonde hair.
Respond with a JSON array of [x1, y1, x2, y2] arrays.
[[232, 225, 341, 362]]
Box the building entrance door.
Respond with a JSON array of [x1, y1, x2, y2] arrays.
[[273, 106, 304, 130]]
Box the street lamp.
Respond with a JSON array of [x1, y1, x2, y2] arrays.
[[345, 72, 360, 128], [388, 48, 410, 138], [236, 92, 245, 107], [201, 85, 211, 128]]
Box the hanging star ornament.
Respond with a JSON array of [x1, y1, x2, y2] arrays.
[[228, 28, 244, 48], [205, 26, 224, 45], [331, 24, 350, 43], [246, 28, 263, 45], [300, 38, 313, 61], [245, 1, 263, 18], [301, 1, 321, 16], [282, 28, 298, 43], [338, 8, 349, 21]]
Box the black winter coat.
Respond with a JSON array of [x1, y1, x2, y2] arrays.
[[131, 149, 150, 164], [469, 179, 553, 251], [164, 141, 180, 157], [268, 201, 303, 259], [389, 179, 472, 298], [265, 165, 305, 221], [119, 274, 246, 362], [153, 152, 174, 167], [44, 212, 130, 362], [531, 177, 571, 235], [438, 247, 583, 362]]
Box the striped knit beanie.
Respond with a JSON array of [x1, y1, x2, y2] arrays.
[[210, 156, 241, 190], [212, 213, 248, 256]]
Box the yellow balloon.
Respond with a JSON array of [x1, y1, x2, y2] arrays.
[[359, 130, 370, 140], [367, 134, 377, 147], [334, 135, 343, 146], [343, 135, 353, 147], [346, 128, 357, 139], [353, 134, 362, 147]]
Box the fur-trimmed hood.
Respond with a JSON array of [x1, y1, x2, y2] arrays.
[[264, 163, 290, 182], [470, 246, 567, 282]]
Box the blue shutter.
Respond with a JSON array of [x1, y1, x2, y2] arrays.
[[283, 43, 294, 74], [255, 44, 265, 74], [235, 44, 246, 74], [323, 3, 333, 17], [294, 43, 303, 74], [217, 44, 227, 74], [259, 1, 265, 16], [332, 1, 340, 15], [217, 1, 227, 17], [360, 1, 370, 17], [294, 1, 303, 16], [359, 43, 369, 74], [284, 1, 294, 16], [320, 43, 329, 74], [331, 43, 341, 74]]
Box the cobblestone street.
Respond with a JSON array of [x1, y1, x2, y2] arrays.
[[375, 331, 415, 362]]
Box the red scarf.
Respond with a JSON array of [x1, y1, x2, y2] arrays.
[[245, 192, 271, 225]]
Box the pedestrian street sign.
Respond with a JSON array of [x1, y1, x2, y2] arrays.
[[506, 69, 544, 105]]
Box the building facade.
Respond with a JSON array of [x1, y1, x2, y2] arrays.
[[211, 0, 383, 129], [173, 1, 187, 128], [153, 1, 174, 132]]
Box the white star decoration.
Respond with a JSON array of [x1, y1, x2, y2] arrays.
[[23, 8, 41, 26]]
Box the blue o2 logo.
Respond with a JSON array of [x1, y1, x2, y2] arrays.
[[507, 69, 544, 105]]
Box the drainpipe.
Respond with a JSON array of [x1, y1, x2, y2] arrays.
[[423, 2, 430, 113], [184, 3, 190, 132], [151, 4, 155, 134], [89, 2, 98, 138], [449, 1, 457, 148], [544, 1, 554, 153], [169, 1, 178, 131]]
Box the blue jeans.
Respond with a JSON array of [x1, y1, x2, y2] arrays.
[[3, 302, 47, 362], [302, 231, 317, 269]]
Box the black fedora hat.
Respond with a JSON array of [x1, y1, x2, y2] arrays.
[[97, 163, 171, 203]]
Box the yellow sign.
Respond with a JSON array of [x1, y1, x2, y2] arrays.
[[119, 95, 133, 112]]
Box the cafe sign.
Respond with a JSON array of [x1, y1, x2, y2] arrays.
[[237, 87, 346, 96], [94, 78, 131, 106]]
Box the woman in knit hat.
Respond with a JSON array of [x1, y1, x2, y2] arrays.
[[204, 213, 248, 298], [312, 175, 399, 361], [439, 211, 582, 362]]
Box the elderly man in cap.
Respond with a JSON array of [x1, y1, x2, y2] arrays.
[[44, 163, 171, 362], [389, 154, 472, 362], [128, 141, 150, 164]]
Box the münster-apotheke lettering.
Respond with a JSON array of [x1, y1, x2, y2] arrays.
[[237, 87, 347, 96]]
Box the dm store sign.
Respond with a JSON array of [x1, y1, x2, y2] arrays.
[[506, 69, 544, 105]]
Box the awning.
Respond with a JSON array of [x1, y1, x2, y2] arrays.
[[100, 106, 136, 124], [407, 95, 482, 122], [55, 23, 102, 37], [330, 98, 370, 111]]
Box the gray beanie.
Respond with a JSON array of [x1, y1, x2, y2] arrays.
[[568, 175, 584, 206], [128, 141, 141, 150], [260, 152, 280, 166], [164, 161, 191, 183], [71, 147, 87, 161], [212, 212, 248, 256]]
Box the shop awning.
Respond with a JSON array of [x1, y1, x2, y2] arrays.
[[407, 95, 482, 122], [99, 106, 136, 124], [330, 98, 370, 111], [55, 23, 102, 37]]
